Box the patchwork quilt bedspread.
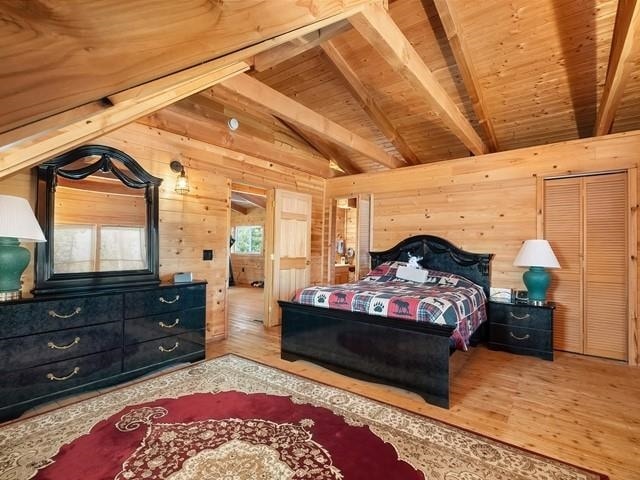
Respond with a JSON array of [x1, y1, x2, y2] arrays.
[[292, 263, 487, 350]]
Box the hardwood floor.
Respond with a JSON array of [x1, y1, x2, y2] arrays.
[[219, 287, 640, 480], [4, 287, 637, 479]]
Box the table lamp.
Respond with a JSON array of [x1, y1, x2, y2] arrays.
[[0, 195, 46, 301], [513, 239, 560, 305]]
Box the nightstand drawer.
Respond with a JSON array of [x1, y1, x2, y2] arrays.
[[490, 303, 553, 330], [490, 324, 552, 351]]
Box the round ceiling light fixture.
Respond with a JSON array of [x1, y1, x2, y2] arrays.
[[227, 117, 239, 131]]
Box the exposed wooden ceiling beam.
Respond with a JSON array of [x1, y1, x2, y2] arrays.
[[231, 183, 268, 197], [234, 192, 267, 209], [432, 0, 499, 152], [594, 0, 640, 136], [321, 41, 421, 165], [277, 117, 364, 175], [254, 20, 352, 72], [349, 4, 488, 156], [0, 60, 250, 180], [218, 73, 406, 169], [0, 0, 379, 134], [231, 203, 249, 215]]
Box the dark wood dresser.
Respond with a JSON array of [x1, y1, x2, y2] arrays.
[[0, 281, 206, 422], [488, 300, 555, 360]]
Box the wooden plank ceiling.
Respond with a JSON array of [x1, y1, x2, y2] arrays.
[[2, 0, 640, 178]]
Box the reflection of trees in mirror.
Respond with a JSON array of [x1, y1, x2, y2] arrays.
[[232, 225, 263, 254]]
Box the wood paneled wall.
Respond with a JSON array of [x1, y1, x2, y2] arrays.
[[327, 130, 640, 364], [231, 208, 266, 286], [0, 122, 325, 341]]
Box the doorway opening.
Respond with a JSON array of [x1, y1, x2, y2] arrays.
[[228, 183, 268, 328]]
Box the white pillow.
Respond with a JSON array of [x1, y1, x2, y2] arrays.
[[396, 265, 429, 283]]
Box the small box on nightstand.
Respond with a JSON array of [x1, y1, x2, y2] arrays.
[[173, 272, 193, 283]]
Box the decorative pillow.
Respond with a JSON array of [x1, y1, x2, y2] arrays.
[[396, 265, 430, 283], [363, 261, 412, 282]]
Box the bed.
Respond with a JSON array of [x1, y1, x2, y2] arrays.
[[278, 235, 493, 408]]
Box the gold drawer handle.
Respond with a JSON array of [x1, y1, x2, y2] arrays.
[[159, 295, 180, 304], [47, 336, 80, 350], [510, 332, 531, 341], [159, 341, 179, 353], [46, 367, 80, 381], [48, 307, 82, 319], [159, 318, 180, 329], [509, 312, 531, 320]]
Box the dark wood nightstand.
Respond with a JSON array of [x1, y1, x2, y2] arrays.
[[488, 300, 555, 360]]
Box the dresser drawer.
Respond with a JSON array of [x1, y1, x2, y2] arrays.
[[490, 303, 553, 330], [0, 349, 122, 409], [0, 294, 123, 339], [124, 307, 205, 345], [490, 324, 552, 352], [0, 322, 122, 372], [124, 284, 206, 318], [123, 331, 205, 372]]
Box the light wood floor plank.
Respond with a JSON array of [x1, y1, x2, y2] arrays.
[[216, 287, 640, 480]]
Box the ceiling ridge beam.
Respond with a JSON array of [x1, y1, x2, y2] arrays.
[[432, 0, 499, 152], [349, 4, 488, 156], [321, 40, 421, 165], [254, 20, 352, 72], [218, 73, 406, 169], [594, 0, 640, 136], [0, 60, 250, 179], [276, 117, 363, 175]]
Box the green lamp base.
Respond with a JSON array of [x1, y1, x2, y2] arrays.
[[0, 237, 31, 301], [522, 266, 550, 306]]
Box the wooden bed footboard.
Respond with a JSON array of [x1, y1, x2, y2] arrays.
[[279, 301, 455, 408]]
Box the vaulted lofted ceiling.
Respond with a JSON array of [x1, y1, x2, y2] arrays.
[[1, 0, 639, 179]]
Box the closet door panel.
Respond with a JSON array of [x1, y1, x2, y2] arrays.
[[584, 174, 627, 361], [544, 178, 583, 353]]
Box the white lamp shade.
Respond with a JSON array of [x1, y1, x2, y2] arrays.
[[513, 239, 560, 268], [0, 195, 46, 242]]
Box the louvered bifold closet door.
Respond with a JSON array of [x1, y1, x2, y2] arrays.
[[583, 173, 627, 361], [544, 178, 584, 353]]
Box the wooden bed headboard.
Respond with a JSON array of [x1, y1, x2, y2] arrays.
[[369, 235, 493, 297]]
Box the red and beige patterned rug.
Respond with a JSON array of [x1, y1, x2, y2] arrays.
[[0, 355, 604, 480]]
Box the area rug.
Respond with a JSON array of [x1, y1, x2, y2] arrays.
[[0, 355, 604, 480]]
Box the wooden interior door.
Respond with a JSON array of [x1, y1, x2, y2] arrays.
[[264, 189, 312, 327], [356, 193, 372, 279], [583, 173, 628, 360], [544, 173, 628, 360]]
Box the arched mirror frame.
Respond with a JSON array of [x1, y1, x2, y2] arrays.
[[34, 145, 163, 295]]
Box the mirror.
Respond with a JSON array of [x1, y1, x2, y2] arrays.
[[34, 145, 163, 295]]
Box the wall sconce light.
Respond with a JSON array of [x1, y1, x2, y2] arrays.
[[170, 160, 190, 194]]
